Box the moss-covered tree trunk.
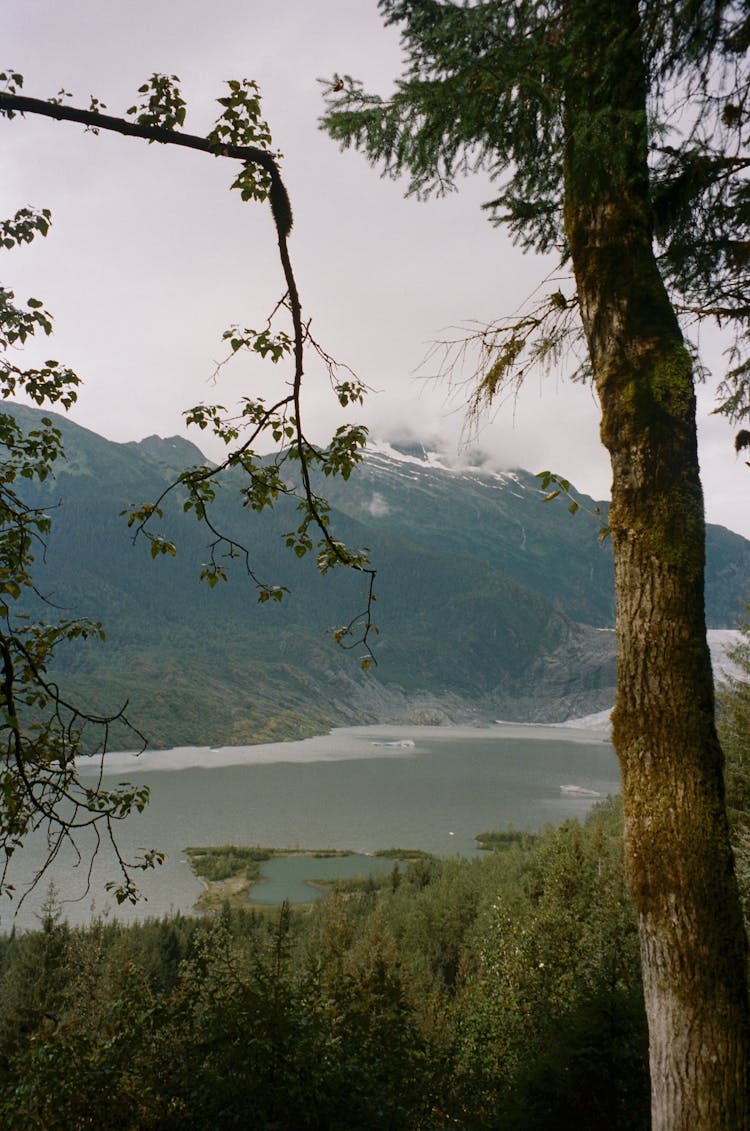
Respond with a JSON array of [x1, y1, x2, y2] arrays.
[[563, 2, 749, 1126]]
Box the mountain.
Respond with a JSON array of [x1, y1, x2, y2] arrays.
[[322, 440, 750, 630], [5, 407, 748, 748]]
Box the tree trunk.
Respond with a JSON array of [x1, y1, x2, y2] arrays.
[[562, 2, 749, 1126]]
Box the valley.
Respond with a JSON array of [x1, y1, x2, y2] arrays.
[[7, 403, 749, 751]]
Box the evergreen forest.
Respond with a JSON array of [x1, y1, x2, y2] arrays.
[[0, 798, 649, 1130]]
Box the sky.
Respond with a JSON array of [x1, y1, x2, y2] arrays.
[[3, 0, 749, 537]]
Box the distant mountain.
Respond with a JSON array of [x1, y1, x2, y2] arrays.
[[4, 407, 748, 748], [322, 440, 750, 630]]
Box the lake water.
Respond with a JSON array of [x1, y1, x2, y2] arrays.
[[0, 722, 618, 932]]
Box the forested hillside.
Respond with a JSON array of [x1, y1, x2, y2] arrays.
[[9, 403, 750, 748], [0, 799, 651, 1130]]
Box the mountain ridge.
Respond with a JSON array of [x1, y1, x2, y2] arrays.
[[2, 404, 745, 748], [323, 438, 750, 630]]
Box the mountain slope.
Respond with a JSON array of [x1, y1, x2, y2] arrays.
[[323, 441, 750, 629], [5, 407, 745, 747]]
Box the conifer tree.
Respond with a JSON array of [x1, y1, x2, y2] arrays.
[[322, 2, 750, 1125]]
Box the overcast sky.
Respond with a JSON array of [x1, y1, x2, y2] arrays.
[[4, 0, 749, 538]]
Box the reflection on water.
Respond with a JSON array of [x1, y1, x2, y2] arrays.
[[2, 723, 618, 932]]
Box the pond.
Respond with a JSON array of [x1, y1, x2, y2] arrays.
[[248, 854, 399, 905]]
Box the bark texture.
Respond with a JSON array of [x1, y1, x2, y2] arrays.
[[562, 2, 749, 1126]]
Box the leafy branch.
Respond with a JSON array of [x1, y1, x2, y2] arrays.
[[536, 470, 610, 540], [0, 207, 162, 906], [2, 71, 378, 663], [0, 71, 377, 911]]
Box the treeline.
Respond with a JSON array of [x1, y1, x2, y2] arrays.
[[0, 798, 650, 1130]]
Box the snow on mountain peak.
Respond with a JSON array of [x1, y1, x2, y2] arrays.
[[365, 437, 525, 487]]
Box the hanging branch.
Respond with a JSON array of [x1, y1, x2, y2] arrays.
[[0, 72, 378, 911], [1, 75, 377, 660], [0, 89, 294, 238]]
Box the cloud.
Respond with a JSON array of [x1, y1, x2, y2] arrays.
[[365, 492, 390, 518]]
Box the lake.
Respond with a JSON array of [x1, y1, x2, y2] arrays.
[[0, 722, 618, 932]]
